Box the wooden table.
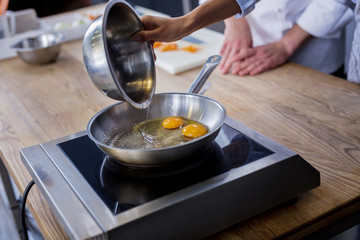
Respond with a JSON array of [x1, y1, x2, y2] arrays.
[[1, 7, 360, 240]]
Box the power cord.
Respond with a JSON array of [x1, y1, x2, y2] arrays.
[[20, 180, 35, 240]]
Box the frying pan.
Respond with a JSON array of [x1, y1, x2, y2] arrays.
[[87, 56, 226, 166]]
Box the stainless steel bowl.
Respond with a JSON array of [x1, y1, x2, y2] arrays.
[[83, 0, 155, 109], [11, 32, 64, 64]]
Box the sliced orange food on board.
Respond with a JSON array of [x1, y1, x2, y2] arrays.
[[88, 14, 102, 21], [181, 45, 200, 53], [158, 43, 178, 52], [153, 42, 162, 48]]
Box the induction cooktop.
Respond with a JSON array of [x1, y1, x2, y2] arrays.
[[21, 116, 320, 240]]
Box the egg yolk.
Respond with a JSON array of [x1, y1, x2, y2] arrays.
[[162, 116, 185, 129], [181, 123, 207, 138]]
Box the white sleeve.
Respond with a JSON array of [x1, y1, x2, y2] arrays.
[[297, 0, 354, 39], [199, 0, 259, 18], [234, 0, 260, 17]]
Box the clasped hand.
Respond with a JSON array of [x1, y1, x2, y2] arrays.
[[221, 42, 290, 76], [219, 18, 290, 76]]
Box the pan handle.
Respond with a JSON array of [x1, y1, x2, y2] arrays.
[[187, 55, 222, 94]]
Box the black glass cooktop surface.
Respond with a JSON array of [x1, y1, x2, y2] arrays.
[[58, 123, 273, 215]]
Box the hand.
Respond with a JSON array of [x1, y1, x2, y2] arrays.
[[219, 17, 253, 74], [132, 15, 187, 43], [230, 24, 312, 76], [230, 41, 290, 76]]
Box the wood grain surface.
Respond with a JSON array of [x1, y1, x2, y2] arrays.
[[0, 6, 360, 240]]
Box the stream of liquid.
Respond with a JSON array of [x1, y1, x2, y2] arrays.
[[139, 107, 154, 144]]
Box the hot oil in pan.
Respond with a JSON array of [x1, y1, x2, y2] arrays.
[[105, 117, 208, 149]]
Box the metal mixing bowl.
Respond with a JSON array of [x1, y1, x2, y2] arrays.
[[83, 0, 155, 109], [11, 32, 64, 64]]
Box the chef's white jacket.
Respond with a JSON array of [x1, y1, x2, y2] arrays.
[[348, 0, 359, 82], [200, 0, 354, 74], [246, 0, 354, 73]]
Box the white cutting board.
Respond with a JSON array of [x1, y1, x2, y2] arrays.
[[154, 28, 224, 74]]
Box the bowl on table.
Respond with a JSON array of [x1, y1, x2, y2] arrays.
[[11, 32, 64, 64]]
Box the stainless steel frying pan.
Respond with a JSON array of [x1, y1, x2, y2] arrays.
[[87, 56, 226, 166]]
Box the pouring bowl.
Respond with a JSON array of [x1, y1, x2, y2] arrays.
[[83, 0, 155, 109]]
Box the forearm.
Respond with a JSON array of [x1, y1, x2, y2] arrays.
[[181, 0, 241, 36], [225, 16, 249, 30], [280, 24, 311, 57], [134, 0, 243, 42]]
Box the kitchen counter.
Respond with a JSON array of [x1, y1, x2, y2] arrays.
[[0, 4, 360, 240]]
